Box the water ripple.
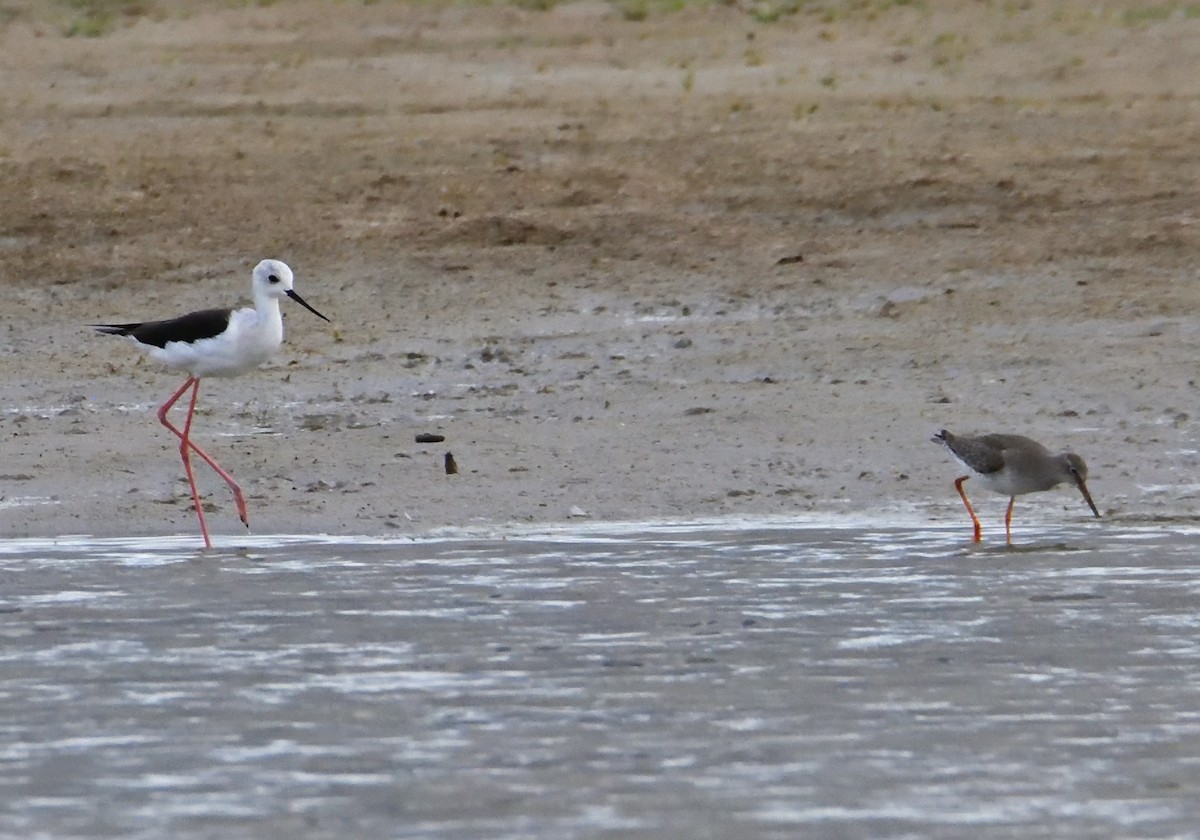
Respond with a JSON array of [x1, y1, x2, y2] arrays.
[[0, 517, 1198, 838]]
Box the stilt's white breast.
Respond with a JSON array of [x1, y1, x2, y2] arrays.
[[150, 304, 283, 378]]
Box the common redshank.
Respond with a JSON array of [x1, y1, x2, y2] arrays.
[[932, 429, 1100, 544]]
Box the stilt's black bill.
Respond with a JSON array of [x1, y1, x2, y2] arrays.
[[286, 289, 330, 322]]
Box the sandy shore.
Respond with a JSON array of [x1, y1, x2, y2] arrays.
[[2, 1, 1199, 542]]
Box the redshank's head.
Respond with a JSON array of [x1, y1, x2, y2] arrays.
[[1062, 453, 1100, 518], [252, 259, 330, 322]]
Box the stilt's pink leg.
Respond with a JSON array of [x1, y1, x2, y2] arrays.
[[157, 377, 250, 549], [954, 476, 982, 543], [178, 379, 211, 549], [156, 377, 211, 548]]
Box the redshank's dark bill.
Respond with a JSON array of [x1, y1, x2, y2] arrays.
[[932, 429, 1099, 545]]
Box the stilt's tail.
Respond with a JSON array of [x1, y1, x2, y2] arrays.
[[94, 323, 141, 336]]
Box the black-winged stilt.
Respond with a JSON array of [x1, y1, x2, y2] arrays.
[[96, 259, 330, 548], [932, 429, 1100, 544]]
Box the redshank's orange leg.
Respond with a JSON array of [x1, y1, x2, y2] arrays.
[[954, 475, 982, 543], [157, 377, 250, 547], [1005, 496, 1016, 546]]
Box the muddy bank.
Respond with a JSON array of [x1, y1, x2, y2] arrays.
[[2, 2, 1199, 540]]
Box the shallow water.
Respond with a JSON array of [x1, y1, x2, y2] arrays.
[[2, 518, 1199, 839]]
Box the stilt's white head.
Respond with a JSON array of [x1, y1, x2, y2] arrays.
[[252, 259, 330, 321], [253, 259, 295, 299]]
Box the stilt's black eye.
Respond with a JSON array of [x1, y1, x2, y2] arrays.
[[268, 274, 280, 284]]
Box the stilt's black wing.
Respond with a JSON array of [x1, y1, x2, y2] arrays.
[[94, 308, 232, 349]]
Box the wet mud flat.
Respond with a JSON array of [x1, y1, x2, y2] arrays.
[[1, 519, 1199, 839]]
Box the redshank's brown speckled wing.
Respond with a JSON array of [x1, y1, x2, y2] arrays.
[[939, 431, 1006, 475]]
